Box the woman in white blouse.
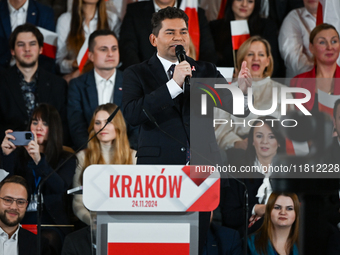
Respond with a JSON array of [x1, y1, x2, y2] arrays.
[[72, 103, 136, 225], [56, 0, 120, 82]]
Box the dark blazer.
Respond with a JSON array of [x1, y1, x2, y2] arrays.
[[119, 0, 217, 69], [67, 69, 124, 149], [61, 226, 92, 255], [18, 227, 51, 255], [122, 54, 239, 165], [203, 223, 242, 255], [0, 0, 56, 70], [0, 65, 68, 144]]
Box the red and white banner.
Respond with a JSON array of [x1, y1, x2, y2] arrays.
[[316, 0, 340, 26], [318, 89, 340, 117], [230, 20, 250, 50], [107, 223, 190, 255], [179, 0, 200, 58], [77, 37, 89, 73], [83, 165, 220, 212], [37, 27, 57, 59]]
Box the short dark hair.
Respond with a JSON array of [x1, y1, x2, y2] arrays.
[[151, 7, 188, 36], [9, 23, 44, 50], [0, 175, 30, 200], [333, 99, 340, 119], [88, 29, 118, 52]]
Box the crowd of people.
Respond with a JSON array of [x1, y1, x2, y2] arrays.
[[0, 0, 339, 254]]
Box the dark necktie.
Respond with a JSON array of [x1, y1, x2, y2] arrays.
[[168, 64, 176, 80]]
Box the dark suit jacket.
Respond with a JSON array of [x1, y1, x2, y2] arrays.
[[61, 226, 92, 255], [122, 54, 239, 165], [0, 0, 56, 70], [18, 227, 51, 255], [68, 69, 124, 149], [0, 65, 68, 143], [119, 0, 217, 69], [203, 223, 242, 255]]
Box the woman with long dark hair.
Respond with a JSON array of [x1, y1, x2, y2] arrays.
[[209, 0, 282, 76], [73, 103, 136, 225], [248, 192, 299, 255], [1, 103, 76, 254]]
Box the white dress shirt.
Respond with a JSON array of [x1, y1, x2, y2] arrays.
[[94, 70, 116, 105], [8, 0, 28, 31], [0, 225, 20, 255], [56, 10, 121, 74]]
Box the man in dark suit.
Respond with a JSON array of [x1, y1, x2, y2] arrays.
[[61, 226, 93, 255], [0, 0, 55, 71], [119, 0, 217, 70], [122, 7, 251, 253], [68, 30, 137, 149], [0, 23, 68, 143], [0, 175, 51, 254]]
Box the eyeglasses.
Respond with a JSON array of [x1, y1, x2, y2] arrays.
[[0, 197, 28, 208]]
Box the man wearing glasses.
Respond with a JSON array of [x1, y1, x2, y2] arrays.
[[0, 175, 50, 254]]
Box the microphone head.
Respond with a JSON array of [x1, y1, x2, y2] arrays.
[[175, 45, 186, 62]]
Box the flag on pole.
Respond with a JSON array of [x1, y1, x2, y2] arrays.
[[230, 20, 250, 50], [77, 37, 89, 73], [318, 89, 340, 117], [179, 0, 200, 58], [107, 223, 190, 255], [37, 27, 57, 59]]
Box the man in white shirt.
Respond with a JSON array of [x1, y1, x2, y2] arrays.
[[0, 175, 50, 255], [68, 29, 138, 150], [0, 0, 55, 70]]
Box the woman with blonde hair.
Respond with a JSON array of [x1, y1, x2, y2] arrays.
[[248, 192, 300, 255], [73, 103, 136, 225], [56, 0, 120, 81]]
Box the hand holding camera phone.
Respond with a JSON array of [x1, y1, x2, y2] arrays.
[[8, 131, 34, 146]]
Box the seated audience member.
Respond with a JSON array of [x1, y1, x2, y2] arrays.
[[56, 0, 120, 82], [214, 36, 293, 163], [0, 175, 51, 254], [1, 104, 76, 255], [61, 226, 92, 255], [290, 23, 340, 114], [119, 0, 216, 69], [73, 103, 136, 225], [0, 24, 68, 144], [247, 192, 299, 255], [279, 0, 319, 78], [220, 117, 286, 237], [209, 0, 282, 77], [0, 0, 55, 71]]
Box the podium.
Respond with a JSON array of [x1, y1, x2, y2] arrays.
[[81, 165, 220, 255]]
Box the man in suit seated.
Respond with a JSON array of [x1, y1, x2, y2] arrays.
[[0, 23, 68, 144], [68, 29, 138, 150], [119, 0, 217, 70], [0, 175, 50, 254], [0, 0, 56, 72], [122, 7, 251, 254]]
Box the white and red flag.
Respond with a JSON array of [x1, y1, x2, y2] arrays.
[[179, 0, 200, 58], [230, 20, 250, 50], [77, 37, 89, 73], [318, 89, 340, 117], [316, 0, 340, 26], [37, 27, 57, 59], [107, 223, 190, 255]]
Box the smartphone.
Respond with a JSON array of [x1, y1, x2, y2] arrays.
[[8, 131, 34, 146]]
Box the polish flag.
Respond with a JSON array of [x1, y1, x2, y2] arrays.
[[179, 0, 200, 58], [316, 0, 340, 26], [107, 223, 190, 255], [318, 89, 340, 117], [230, 20, 250, 50], [77, 37, 89, 73], [37, 27, 57, 59], [286, 139, 309, 156]]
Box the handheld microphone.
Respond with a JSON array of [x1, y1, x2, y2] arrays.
[[175, 45, 190, 85], [36, 107, 120, 255]]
